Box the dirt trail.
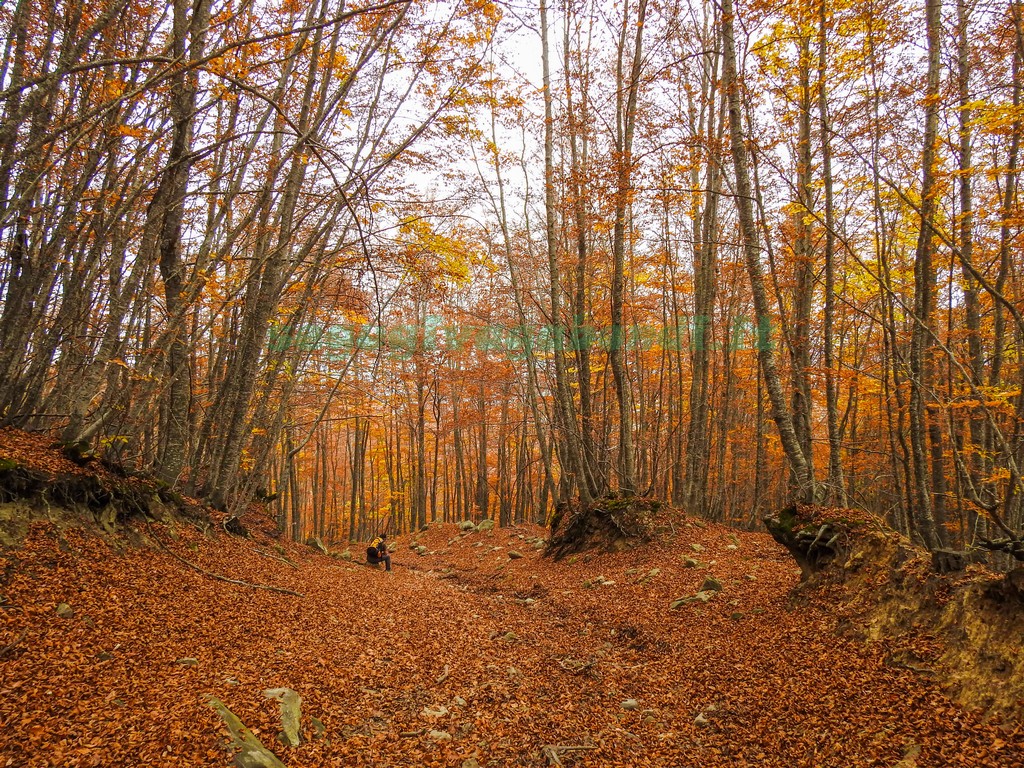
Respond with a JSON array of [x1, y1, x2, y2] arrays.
[[0, 513, 1020, 767]]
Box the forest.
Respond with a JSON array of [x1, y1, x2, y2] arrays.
[[1, 0, 1023, 556], [3, 1, 1024, 764]]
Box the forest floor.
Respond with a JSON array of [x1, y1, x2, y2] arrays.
[[1, 437, 1022, 767]]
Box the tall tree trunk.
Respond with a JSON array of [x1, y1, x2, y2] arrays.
[[953, 0, 983, 533], [609, 0, 648, 496], [790, 30, 815, 488], [866, 11, 912, 531], [498, 383, 512, 527], [721, 0, 815, 500], [476, 382, 489, 517], [684, 54, 723, 517], [564, 11, 602, 495], [956, 0, 981, 386], [818, 0, 847, 505], [414, 300, 428, 531], [481, 73, 559, 507], [540, 0, 593, 505], [431, 383, 442, 523], [908, 0, 946, 551], [991, 1, 1023, 388], [141, 0, 213, 485]]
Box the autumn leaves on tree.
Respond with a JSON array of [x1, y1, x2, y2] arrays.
[[0, 0, 1022, 560]]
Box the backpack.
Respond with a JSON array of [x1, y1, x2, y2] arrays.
[[367, 536, 384, 560]]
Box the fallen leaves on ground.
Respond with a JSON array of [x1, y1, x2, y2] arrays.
[[1, 496, 1021, 766]]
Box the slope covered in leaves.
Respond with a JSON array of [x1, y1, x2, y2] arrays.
[[0, 443, 1020, 767]]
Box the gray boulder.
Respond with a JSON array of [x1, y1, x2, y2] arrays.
[[701, 576, 723, 592], [669, 590, 716, 609], [264, 687, 302, 747], [305, 536, 328, 555]]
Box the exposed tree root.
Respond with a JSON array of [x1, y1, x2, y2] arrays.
[[763, 504, 875, 579], [546, 497, 660, 560]]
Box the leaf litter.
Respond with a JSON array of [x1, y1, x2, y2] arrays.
[[0, 480, 1021, 766]]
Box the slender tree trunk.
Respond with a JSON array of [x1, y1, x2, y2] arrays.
[[609, 0, 648, 496], [142, 0, 213, 485], [476, 382, 489, 517], [348, 419, 359, 542], [540, 0, 593, 505], [431, 383, 441, 523], [953, 0, 983, 535], [790, 30, 815, 488], [865, 12, 912, 531], [414, 301, 428, 531], [712, 306, 736, 521], [908, 0, 946, 551], [818, 0, 847, 505], [564, 11, 602, 495], [480, 77, 559, 507], [453, 397, 465, 519], [991, 2, 1023, 388], [753, 360, 767, 520], [685, 63, 723, 517], [721, 0, 816, 500], [498, 383, 512, 527]]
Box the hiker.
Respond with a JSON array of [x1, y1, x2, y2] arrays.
[[366, 533, 392, 571]]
